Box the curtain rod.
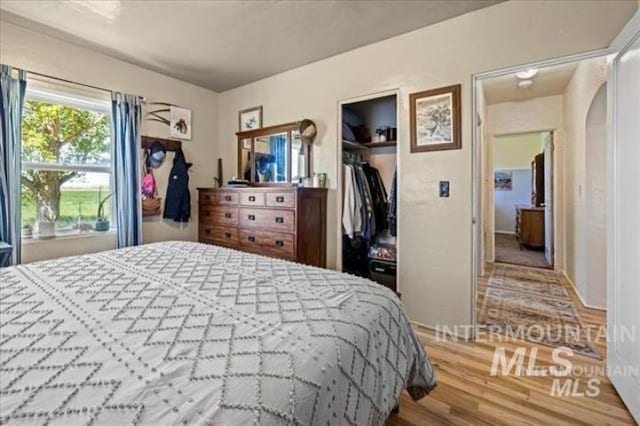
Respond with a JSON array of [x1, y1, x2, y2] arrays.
[[23, 68, 146, 101]]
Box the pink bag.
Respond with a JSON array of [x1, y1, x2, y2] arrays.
[[142, 172, 157, 198]]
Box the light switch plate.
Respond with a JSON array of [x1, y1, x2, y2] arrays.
[[439, 181, 450, 197]]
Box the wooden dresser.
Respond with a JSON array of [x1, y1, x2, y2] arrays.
[[515, 205, 545, 249], [197, 187, 327, 267]]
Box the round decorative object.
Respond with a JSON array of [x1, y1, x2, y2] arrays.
[[299, 119, 317, 143]]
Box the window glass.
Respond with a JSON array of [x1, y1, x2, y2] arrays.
[[21, 83, 112, 237]]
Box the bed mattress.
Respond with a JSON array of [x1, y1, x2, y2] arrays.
[[0, 241, 435, 425]]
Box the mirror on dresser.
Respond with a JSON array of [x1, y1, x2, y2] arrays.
[[237, 122, 310, 185]]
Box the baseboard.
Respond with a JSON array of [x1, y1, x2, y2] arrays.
[[495, 230, 515, 235], [411, 321, 473, 341], [560, 270, 607, 312]]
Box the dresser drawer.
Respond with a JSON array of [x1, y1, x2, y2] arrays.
[[239, 208, 295, 233], [266, 191, 295, 208], [216, 192, 239, 205], [199, 191, 217, 205], [200, 225, 238, 247], [239, 192, 265, 207], [239, 229, 295, 259], [200, 206, 238, 226]]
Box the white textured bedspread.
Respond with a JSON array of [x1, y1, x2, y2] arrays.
[[0, 241, 435, 425]]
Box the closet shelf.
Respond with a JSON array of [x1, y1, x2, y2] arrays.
[[343, 140, 398, 150], [362, 141, 397, 148], [342, 140, 368, 150]]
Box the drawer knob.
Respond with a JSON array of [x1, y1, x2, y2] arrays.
[[205, 195, 211, 201], [249, 195, 256, 202], [224, 232, 232, 238], [248, 214, 256, 221], [275, 240, 284, 247], [276, 196, 285, 203], [224, 195, 232, 201], [205, 229, 211, 234], [275, 217, 284, 224], [248, 235, 256, 242], [224, 212, 232, 219]]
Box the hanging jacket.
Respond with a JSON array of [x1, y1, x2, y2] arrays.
[[163, 148, 192, 222], [387, 168, 397, 236]]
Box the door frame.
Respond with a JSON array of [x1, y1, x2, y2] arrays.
[[606, 11, 640, 421], [470, 48, 611, 330]]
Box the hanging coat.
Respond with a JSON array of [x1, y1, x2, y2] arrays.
[[163, 148, 192, 222]]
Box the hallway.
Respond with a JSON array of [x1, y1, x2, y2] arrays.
[[494, 233, 551, 269]]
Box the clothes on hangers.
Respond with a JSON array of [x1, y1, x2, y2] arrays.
[[342, 160, 387, 239], [387, 168, 397, 237]]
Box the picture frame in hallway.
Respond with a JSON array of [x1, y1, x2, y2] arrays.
[[410, 84, 461, 152], [494, 171, 513, 190], [238, 106, 263, 131]]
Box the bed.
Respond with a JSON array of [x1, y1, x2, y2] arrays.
[[0, 241, 435, 425]]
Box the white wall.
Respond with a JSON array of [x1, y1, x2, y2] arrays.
[[217, 1, 636, 328], [562, 57, 608, 308], [495, 169, 532, 233], [485, 95, 564, 265], [494, 132, 544, 169], [0, 21, 220, 263], [585, 84, 607, 309]]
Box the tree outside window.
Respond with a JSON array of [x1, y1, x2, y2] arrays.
[[21, 91, 111, 236]]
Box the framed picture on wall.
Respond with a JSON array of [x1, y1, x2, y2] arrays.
[[410, 84, 461, 152], [238, 106, 263, 131], [170, 106, 192, 140], [494, 171, 513, 190]]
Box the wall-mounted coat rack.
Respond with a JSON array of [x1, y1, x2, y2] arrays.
[[141, 135, 182, 152]]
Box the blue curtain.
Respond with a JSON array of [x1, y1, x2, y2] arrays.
[[111, 92, 142, 248], [0, 65, 27, 266], [269, 134, 287, 182]]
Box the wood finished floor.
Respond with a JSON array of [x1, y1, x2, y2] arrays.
[[388, 263, 634, 425]]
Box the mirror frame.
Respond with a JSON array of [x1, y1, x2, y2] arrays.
[[236, 121, 310, 186]]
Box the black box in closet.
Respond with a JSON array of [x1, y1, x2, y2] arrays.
[[369, 259, 397, 292]]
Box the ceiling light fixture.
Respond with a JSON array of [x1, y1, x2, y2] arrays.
[[518, 79, 533, 89], [516, 69, 538, 79]]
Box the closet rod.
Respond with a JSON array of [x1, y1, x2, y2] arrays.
[[22, 68, 146, 101]]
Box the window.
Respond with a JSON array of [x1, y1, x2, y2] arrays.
[[21, 80, 112, 238]]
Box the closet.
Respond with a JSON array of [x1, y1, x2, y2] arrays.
[[341, 93, 398, 292]]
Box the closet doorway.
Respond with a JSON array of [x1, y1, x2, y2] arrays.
[[337, 90, 400, 293]]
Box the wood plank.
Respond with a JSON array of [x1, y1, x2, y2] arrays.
[[387, 263, 635, 425]]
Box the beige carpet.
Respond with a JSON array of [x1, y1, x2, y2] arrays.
[[494, 233, 551, 269], [479, 264, 600, 359]]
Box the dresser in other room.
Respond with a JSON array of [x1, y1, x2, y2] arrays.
[[197, 187, 327, 267], [515, 205, 545, 249]]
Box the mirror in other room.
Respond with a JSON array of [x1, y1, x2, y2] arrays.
[[237, 122, 310, 185]]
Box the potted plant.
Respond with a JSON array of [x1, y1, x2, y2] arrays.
[[37, 206, 56, 239], [21, 222, 33, 239], [94, 188, 114, 232]]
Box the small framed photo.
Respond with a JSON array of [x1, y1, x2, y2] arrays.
[[170, 106, 192, 140], [494, 171, 513, 191], [238, 106, 263, 132], [410, 84, 461, 153]]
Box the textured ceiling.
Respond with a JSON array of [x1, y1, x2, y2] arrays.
[[0, 0, 501, 91], [483, 62, 579, 105]]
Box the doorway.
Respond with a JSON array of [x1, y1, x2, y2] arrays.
[[472, 50, 613, 358], [492, 131, 554, 269], [337, 90, 400, 293]]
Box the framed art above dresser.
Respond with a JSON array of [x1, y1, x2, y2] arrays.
[[197, 187, 327, 267]]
